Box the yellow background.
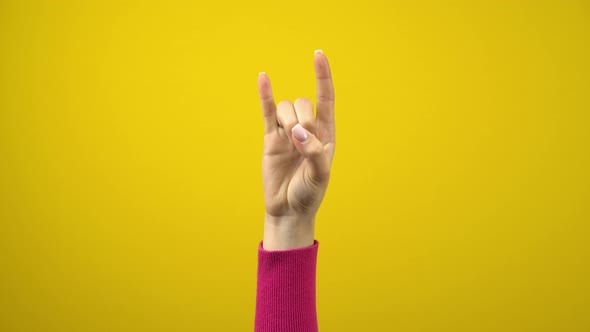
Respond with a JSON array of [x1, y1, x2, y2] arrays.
[[1, 0, 589, 331]]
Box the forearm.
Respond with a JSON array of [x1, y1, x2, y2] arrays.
[[255, 239, 319, 332]]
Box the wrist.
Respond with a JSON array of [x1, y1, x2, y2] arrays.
[[263, 213, 315, 250]]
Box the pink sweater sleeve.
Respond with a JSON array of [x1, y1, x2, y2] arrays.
[[255, 240, 319, 332]]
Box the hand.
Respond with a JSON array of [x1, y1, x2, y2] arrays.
[[257, 51, 335, 250]]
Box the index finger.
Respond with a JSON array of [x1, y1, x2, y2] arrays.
[[314, 50, 335, 144], [258, 72, 277, 134]]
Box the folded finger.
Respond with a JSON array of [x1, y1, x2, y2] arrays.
[[276, 100, 298, 142], [294, 98, 316, 134]]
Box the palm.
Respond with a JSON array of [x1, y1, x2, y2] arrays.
[[263, 120, 327, 216], [263, 129, 307, 215], [257, 52, 335, 218]]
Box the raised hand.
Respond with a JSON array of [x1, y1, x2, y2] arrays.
[[257, 51, 335, 250]]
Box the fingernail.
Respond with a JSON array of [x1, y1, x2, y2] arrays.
[[314, 49, 323, 54], [292, 124, 309, 142], [258, 72, 266, 76]]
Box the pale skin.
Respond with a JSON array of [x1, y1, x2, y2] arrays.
[[257, 51, 335, 250]]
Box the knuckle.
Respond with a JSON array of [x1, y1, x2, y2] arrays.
[[295, 97, 312, 105], [308, 143, 324, 157], [277, 100, 293, 109], [317, 95, 334, 103], [300, 119, 315, 131], [309, 168, 330, 187]]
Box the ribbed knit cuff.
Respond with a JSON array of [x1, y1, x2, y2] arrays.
[[254, 240, 319, 332]]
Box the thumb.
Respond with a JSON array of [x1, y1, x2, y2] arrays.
[[291, 123, 330, 184]]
